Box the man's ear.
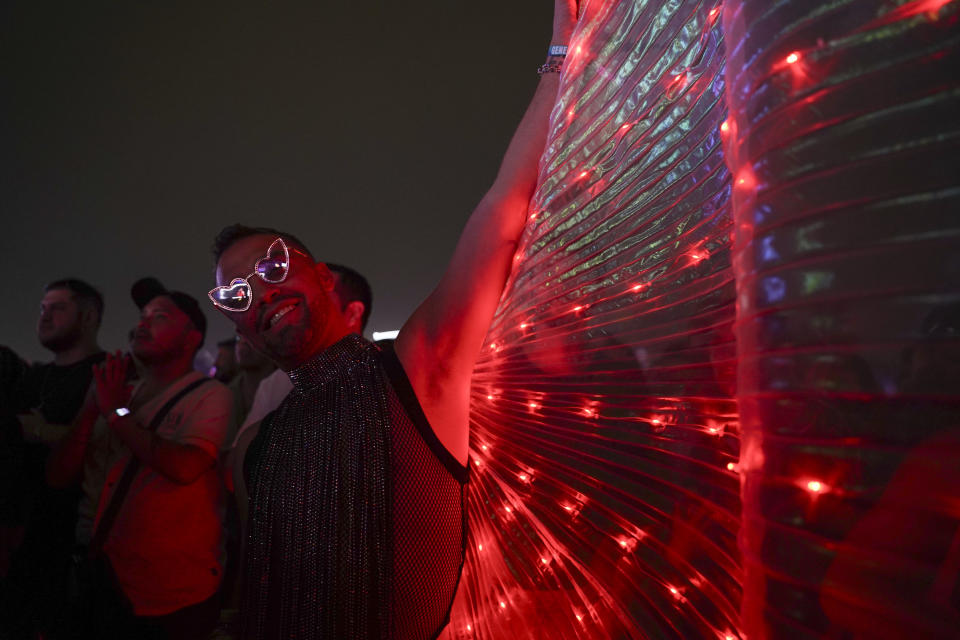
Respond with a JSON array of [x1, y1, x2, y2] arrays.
[[343, 301, 366, 335], [80, 305, 100, 333], [313, 262, 336, 292]]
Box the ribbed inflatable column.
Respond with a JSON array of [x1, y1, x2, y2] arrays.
[[723, 1, 960, 637]]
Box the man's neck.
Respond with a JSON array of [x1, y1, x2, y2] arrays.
[[279, 326, 353, 372], [142, 357, 194, 393], [52, 340, 102, 366]]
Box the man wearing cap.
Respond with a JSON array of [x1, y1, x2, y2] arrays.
[[47, 278, 232, 639]]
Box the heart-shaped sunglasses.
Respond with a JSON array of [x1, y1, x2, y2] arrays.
[[208, 237, 297, 312]]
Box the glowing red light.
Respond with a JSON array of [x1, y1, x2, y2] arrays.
[[518, 473, 529, 481], [504, 506, 512, 513], [575, 45, 582, 55], [578, 170, 589, 179], [785, 51, 800, 64], [527, 402, 539, 411], [735, 167, 756, 191], [807, 480, 825, 493], [720, 120, 730, 133], [529, 211, 538, 220], [620, 123, 631, 130], [709, 7, 720, 20], [480, 444, 488, 451], [486, 394, 494, 401], [726, 462, 736, 471], [541, 557, 549, 564], [478, 544, 484, 551], [499, 601, 506, 609], [651, 418, 662, 426]]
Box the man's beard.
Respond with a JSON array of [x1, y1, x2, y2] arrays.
[[39, 323, 83, 354]]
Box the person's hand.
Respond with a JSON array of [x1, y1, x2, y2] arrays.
[[92, 351, 133, 417], [553, 0, 580, 45]]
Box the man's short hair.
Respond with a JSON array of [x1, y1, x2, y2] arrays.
[[327, 263, 373, 331], [44, 279, 105, 327], [212, 224, 314, 265]]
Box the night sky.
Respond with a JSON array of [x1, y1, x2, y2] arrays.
[[2, 1, 552, 364]]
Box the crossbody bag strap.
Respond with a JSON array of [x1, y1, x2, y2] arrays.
[[89, 377, 211, 554]]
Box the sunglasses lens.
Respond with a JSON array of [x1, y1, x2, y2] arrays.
[[256, 254, 288, 283], [212, 281, 252, 311]]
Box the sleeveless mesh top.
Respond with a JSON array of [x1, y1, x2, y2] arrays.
[[242, 335, 468, 640]]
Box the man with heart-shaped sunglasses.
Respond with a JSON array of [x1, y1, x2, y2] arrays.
[[209, 2, 580, 637]]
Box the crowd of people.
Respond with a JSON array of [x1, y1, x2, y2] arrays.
[[0, 264, 374, 639]]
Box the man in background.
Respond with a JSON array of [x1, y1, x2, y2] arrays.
[[46, 277, 232, 639], [213, 337, 239, 383], [0, 279, 106, 639]]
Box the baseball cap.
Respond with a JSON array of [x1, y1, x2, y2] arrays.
[[131, 277, 207, 344]]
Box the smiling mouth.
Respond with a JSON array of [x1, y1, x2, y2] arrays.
[[265, 303, 297, 331]]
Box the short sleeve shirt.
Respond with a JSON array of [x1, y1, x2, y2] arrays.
[[93, 371, 232, 616]]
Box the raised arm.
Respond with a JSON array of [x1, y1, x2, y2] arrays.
[[396, 1, 578, 465]]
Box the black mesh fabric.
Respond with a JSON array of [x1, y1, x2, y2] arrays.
[[380, 343, 468, 639], [242, 336, 467, 640]]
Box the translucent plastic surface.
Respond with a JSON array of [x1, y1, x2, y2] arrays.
[[448, 2, 741, 638], [724, 1, 960, 637]]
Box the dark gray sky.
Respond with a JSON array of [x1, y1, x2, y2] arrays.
[[2, 1, 551, 363]]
